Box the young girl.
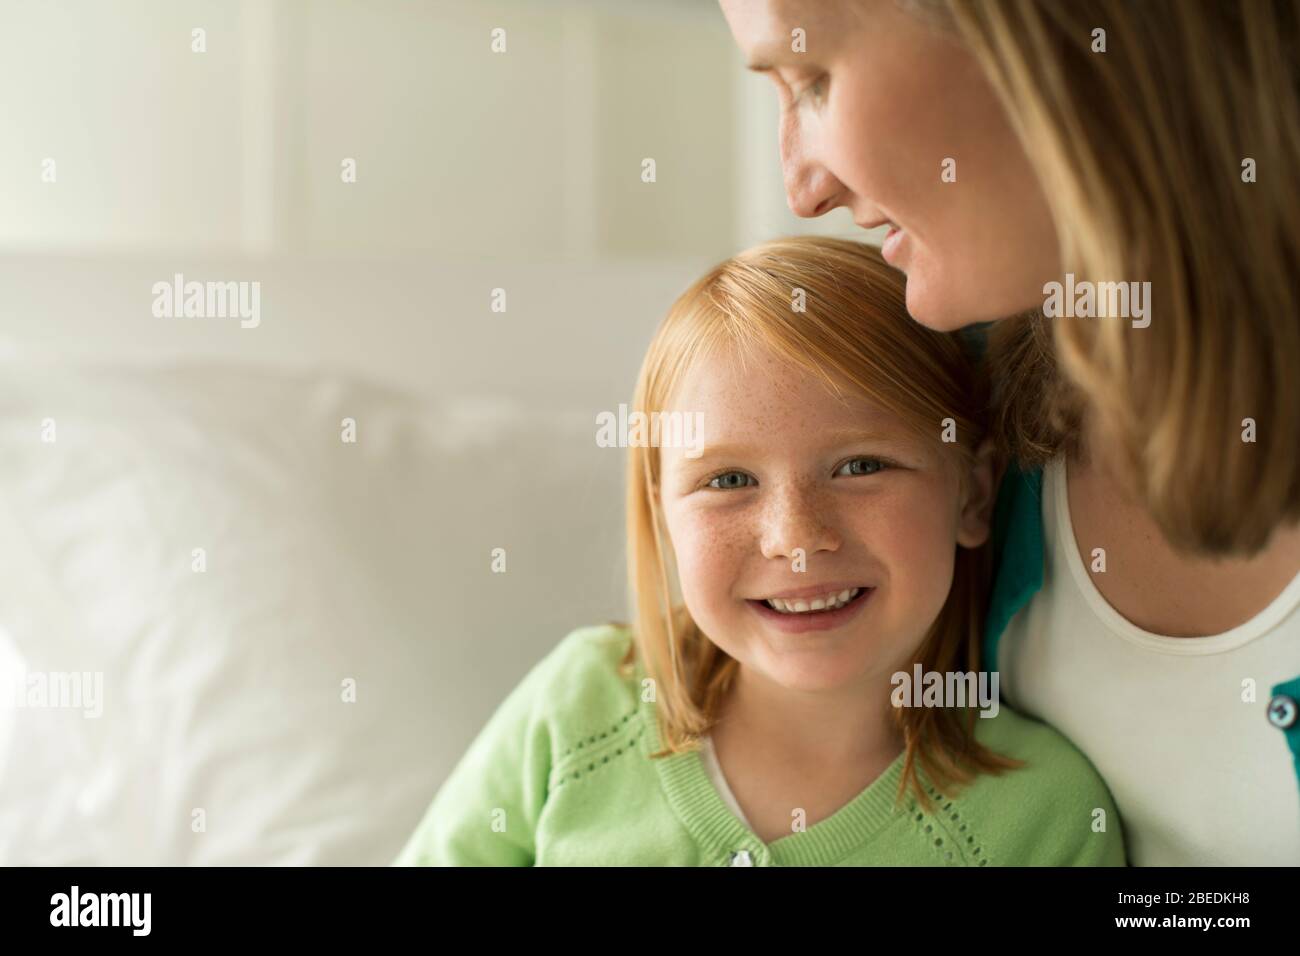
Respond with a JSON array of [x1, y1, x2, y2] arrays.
[[395, 236, 1125, 866]]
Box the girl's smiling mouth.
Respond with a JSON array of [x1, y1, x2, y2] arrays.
[[745, 585, 875, 634]]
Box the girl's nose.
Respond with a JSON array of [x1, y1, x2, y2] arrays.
[[758, 487, 842, 563]]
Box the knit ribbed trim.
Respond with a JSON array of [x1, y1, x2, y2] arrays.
[[637, 669, 911, 867]]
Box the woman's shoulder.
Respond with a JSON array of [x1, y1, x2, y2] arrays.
[[949, 705, 1126, 865]]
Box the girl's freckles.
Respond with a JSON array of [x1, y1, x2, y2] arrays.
[[681, 522, 748, 556]]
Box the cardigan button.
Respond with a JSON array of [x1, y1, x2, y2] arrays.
[[1267, 694, 1298, 730], [729, 850, 754, 867]]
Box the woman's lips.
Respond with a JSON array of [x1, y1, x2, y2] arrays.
[[745, 587, 874, 634], [880, 225, 906, 264]]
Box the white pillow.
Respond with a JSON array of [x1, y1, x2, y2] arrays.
[[0, 361, 625, 864]]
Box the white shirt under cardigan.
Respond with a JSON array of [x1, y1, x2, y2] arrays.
[[1000, 455, 1300, 865], [700, 735, 754, 830]]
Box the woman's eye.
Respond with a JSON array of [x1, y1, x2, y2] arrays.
[[799, 75, 828, 105], [707, 471, 756, 490], [835, 457, 886, 477]]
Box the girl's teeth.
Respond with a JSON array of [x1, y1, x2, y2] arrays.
[[764, 587, 862, 614]]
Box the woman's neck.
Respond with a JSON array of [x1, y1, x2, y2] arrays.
[[1067, 429, 1300, 636]]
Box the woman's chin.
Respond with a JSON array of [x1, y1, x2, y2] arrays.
[[903, 273, 983, 332], [904, 265, 1046, 330]]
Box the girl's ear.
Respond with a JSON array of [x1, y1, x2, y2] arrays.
[[956, 439, 999, 549]]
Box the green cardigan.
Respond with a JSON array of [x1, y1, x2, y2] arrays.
[[395, 623, 1125, 866]]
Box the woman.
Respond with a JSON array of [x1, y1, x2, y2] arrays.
[[719, 0, 1300, 864]]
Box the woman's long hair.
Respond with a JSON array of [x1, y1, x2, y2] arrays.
[[921, 0, 1300, 556]]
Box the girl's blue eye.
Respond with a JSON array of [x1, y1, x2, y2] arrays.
[[836, 457, 886, 477], [707, 471, 756, 490]]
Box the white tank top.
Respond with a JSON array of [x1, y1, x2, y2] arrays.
[[1000, 456, 1300, 865]]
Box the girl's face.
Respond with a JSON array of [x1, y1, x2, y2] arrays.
[[718, 0, 1060, 330], [657, 347, 993, 694]]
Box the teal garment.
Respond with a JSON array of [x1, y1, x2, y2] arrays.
[[981, 463, 1045, 674], [1271, 676, 1300, 789], [980, 463, 1300, 800]]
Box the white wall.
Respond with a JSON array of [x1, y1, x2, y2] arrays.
[[0, 0, 870, 399], [0, 0, 861, 261]]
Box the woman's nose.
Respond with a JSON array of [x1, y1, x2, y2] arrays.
[[779, 109, 846, 219]]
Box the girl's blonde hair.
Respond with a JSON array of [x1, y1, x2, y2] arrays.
[[916, 0, 1300, 556], [619, 236, 1016, 809]]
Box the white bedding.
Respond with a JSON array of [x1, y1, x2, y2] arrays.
[[0, 360, 625, 864]]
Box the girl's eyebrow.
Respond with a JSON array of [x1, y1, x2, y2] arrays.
[[678, 427, 912, 464], [818, 425, 905, 445]]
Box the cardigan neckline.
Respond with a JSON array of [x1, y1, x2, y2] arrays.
[[634, 663, 912, 866]]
